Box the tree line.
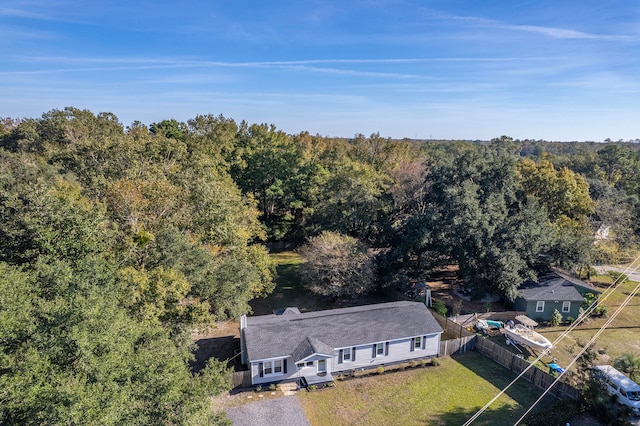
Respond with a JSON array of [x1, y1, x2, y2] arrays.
[[1, 108, 639, 423]]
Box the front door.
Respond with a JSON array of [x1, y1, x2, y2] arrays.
[[317, 359, 326, 374]]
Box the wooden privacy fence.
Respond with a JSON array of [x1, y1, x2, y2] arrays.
[[433, 312, 478, 356], [230, 370, 252, 389], [451, 311, 525, 328], [439, 335, 477, 357], [433, 312, 578, 399], [475, 337, 579, 400]]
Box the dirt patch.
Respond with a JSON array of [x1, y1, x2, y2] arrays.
[[191, 321, 242, 373], [425, 266, 508, 315]]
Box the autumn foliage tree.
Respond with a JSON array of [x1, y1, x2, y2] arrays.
[[298, 231, 375, 298]]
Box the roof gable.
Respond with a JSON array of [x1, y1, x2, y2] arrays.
[[244, 301, 443, 361], [291, 337, 336, 362]]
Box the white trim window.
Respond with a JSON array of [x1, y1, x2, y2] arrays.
[[536, 301, 545, 312], [373, 342, 388, 358], [414, 336, 422, 350], [342, 347, 354, 362], [262, 359, 283, 376], [562, 301, 571, 313]]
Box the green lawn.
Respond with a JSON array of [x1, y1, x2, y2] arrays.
[[298, 352, 554, 426], [539, 273, 640, 367], [249, 252, 335, 315]]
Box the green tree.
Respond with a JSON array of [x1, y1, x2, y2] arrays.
[[311, 157, 391, 243], [613, 353, 640, 383], [150, 118, 188, 141], [390, 141, 552, 301]]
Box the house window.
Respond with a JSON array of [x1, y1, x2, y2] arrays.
[[562, 301, 570, 313], [306, 361, 314, 367], [262, 359, 285, 376], [375, 342, 385, 356], [536, 301, 545, 312], [414, 336, 422, 350], [296, 362, 304, 368], [342, 347, 353, 362]]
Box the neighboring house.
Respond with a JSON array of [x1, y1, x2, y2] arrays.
[[514, 270, 601, 321], [239, 301, 443, 386]]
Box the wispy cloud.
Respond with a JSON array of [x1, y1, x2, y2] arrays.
[[420, 8, 632, 41], [5, 55, 560, 80], [501, 23, 631, 41]]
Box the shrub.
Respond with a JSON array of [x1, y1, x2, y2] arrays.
[[594, 306, 608, 317], [255, 385, 262, 392], [420, 359, 428, 366], [376, 366, 385, 375], [566, 316, 575, 324], [409, 360, 418, 368], [308, 385, 317, 391], [551, 309, 563, 327], [608, 270, 629, 284], [431, 358, 440, 367], [268, 384, 276, 391], [432, 299, 448, 317], [326, 382, 335, 387]]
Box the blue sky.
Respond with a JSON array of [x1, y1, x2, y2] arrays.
[[1, 1, 639, 141]]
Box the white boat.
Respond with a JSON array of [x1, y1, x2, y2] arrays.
[[504, 316, 553, 351]]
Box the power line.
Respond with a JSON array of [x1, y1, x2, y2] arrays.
[[462, 258, 640, 425], [514, 266, 640, 424]]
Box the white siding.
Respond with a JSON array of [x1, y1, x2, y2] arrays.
[[249, 333, 442, 384], [332, 334, 440, 373], [251, 356, 297, 385]]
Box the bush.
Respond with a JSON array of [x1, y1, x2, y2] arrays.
[[376, 366, 385, 375], [594, 306, 608, 317], [432, 299, 448, 317], [420, 359, 428, 366], [308, 385, 317, 391], [551, 309, 563, 327], [409, 360, 418, 368], [431, 358, 440, 367], [255, 385, 262, 392], [566, 316, 575, 324], [608, 271, 629, 284], [268, 384, 276, 391]]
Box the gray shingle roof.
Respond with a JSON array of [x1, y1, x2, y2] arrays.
[[518, 272, 589, 302], [291, 337, 336, 362], [244, 301, 443, 361]]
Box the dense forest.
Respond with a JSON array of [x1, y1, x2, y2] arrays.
[[1, 108, 639, 424]]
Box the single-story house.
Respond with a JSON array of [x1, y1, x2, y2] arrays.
[[514, 269, 601, 321], [239, 301, 443, 386]]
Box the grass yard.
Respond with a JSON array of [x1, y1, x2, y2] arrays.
[[249, 252, 335, 315], [539, 273, 640, 367], [299, 352, 554, 426], [250, 251, 400, 315]]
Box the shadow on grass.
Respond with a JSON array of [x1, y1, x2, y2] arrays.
[[191, 336, 241, 374], [434, 405, 530, 426], [447, 352, 556, 425]]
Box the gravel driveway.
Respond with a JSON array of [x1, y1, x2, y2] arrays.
[[224, 395, 310, 426]]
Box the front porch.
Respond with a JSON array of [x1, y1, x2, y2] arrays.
[[299, 372, 335, 388]]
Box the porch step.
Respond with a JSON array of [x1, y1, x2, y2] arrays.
[[278, 381, 298, 395]]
